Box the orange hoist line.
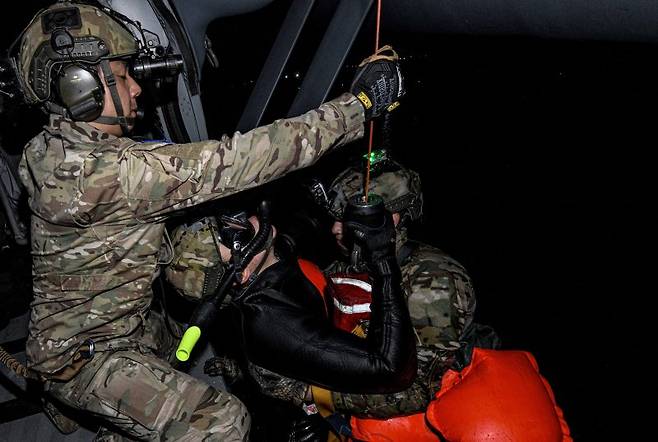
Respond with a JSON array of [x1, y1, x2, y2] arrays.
[[364, 0, 383, 201]]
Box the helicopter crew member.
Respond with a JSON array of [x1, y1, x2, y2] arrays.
[[12, 1, 403, 439]]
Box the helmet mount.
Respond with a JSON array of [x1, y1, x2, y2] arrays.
[[323, 158, 423, 226], [8, 1, 183, 135]]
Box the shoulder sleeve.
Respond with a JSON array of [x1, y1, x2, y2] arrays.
[[402, 244, 477, 348], [119, 93, 364, 220]]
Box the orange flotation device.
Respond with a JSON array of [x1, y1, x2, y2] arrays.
[[351, 411, 437, 441], [298, 259, 571, 442], [424, 348, 571, 442], [298, 259, 329, 316], [351, 348, 572, 442]]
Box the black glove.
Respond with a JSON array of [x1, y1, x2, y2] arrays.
[[343, 195, 396, 265], [351, 45, 404, 121], [287, 413, 330, 442], [203, 355, 243, 385]]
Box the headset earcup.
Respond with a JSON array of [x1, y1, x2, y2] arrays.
[[56, 65, 104, 121]]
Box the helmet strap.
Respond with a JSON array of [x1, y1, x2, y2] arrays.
[[45, 101, 69, 118], [94, 114, 135, 128], [95, 59, 131, 135]]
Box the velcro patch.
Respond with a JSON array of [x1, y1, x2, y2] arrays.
[[357, 91, 373, 109], [387, 101, 400, 112]]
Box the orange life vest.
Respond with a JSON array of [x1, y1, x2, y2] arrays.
[[298, 259, 572, 442], [351, 348, 572, 442]]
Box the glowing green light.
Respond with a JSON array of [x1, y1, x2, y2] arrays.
[[363, 149, 388, 165]]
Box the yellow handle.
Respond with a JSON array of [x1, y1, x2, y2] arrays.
[[310, 385, 335, 416], [176, 326, 201, 362]]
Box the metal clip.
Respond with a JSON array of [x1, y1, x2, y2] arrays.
[[79, 339, 95, 359]]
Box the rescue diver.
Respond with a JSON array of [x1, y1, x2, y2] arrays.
[[320, 159, 494, 414], [199, 161, 572, 441], [201, 160, 486, 439], [11, 1, 404, 439], [300, 160, 569, 441], [189, 196, 415, 441]]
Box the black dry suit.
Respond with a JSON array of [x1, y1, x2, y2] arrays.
[[230, 251, 417, 394]]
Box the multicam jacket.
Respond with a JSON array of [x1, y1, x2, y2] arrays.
[[18, 93, 364, 378], [400, 240, 476, 351]]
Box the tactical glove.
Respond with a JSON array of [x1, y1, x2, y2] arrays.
[[343, 194, 396, 265], [286, 414, 330, 442], [203, 355, 244, 385], [351, 45, 404, 121]]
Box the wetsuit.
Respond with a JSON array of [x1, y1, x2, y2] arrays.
[[228, 253, 417, 394]]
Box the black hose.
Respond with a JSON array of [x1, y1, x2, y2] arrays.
[[198, 199, 272, 322], [176, 201, 273, 361], [234, 200, 272, 279]]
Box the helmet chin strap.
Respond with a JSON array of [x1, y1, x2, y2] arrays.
[[93, 115, 137, 134], [94, 59, 132, 135], [94, 110, 143, 128]]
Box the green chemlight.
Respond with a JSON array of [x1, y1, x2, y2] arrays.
[[363, 149, 388, 165], [176, 326, 201, 362]]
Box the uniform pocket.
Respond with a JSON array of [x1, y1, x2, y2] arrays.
[[84, 352, 179, 438]]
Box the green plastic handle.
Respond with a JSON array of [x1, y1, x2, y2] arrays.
[[176, 326, 201, 362]]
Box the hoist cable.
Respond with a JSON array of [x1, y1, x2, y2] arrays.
[[364, 0, 383, 201]]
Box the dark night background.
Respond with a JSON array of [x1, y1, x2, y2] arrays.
[[2, 1, 642, 440]]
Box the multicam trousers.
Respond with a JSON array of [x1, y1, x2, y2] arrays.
[[44, 311, 250, 441]]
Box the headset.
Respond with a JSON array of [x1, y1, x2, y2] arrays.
[[4, 1, 183, 133]]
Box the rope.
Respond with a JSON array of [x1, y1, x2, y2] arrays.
[[364, 0, 383, 202], [0, 344, 38, 380]]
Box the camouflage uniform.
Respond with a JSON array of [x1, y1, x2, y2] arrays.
[[165, 216, 226, 303], [18, 90, 364, 439]]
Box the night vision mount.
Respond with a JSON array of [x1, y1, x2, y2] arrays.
[[6, 2, 184, 114]]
